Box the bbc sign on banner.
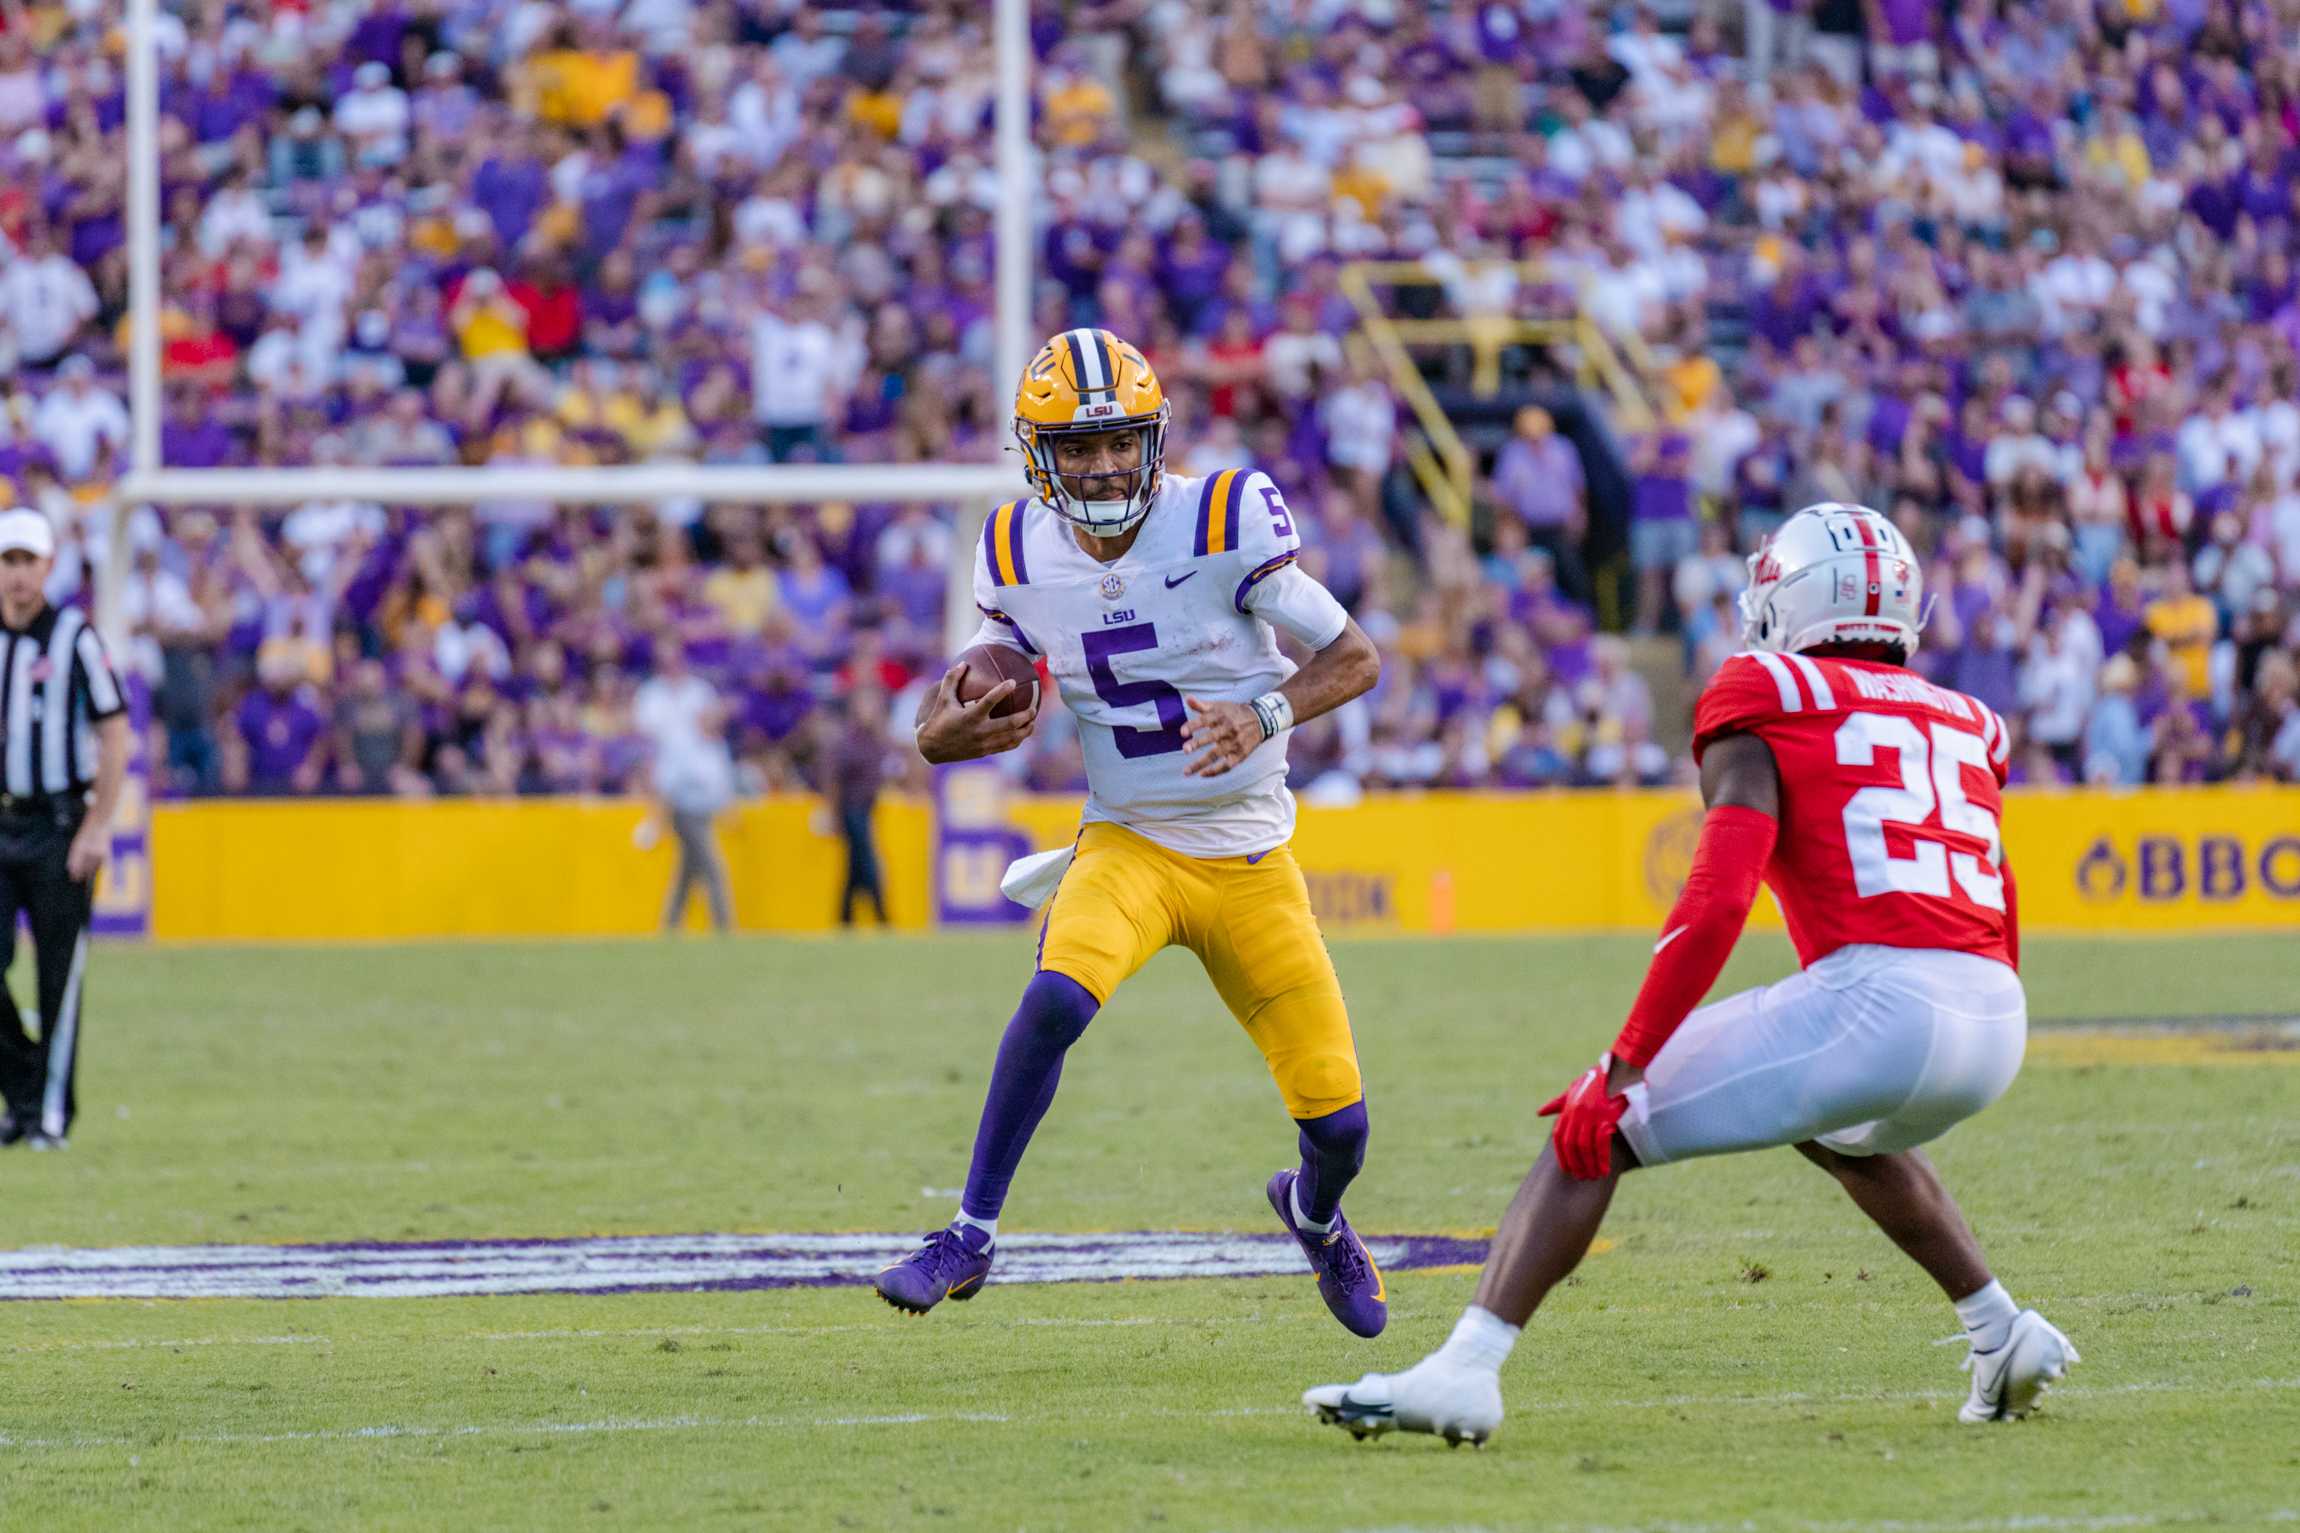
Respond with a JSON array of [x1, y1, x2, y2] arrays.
[[91, 673, 151, 940], [932, 760, 1034, 925]]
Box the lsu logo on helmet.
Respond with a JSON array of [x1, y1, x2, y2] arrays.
[[1013, 327, 1170, 537]]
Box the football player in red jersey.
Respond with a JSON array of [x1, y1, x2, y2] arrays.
[[1305, 503, 2078, 1445]]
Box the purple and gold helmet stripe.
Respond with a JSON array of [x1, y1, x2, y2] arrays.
[[1065, 327, 1113, 393], [1233, 551, 1297, 613], [1194, 468, 1242, 557]]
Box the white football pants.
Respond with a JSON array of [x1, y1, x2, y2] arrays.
[[1618, 945, 2027, 1167]]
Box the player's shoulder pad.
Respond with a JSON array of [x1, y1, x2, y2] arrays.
[[1692, 651, 1841, 757], [1198, 468, 1304, 611], [977, 497, 1034, 591]]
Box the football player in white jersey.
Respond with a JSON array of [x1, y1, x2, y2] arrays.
[[874, 327, 1392, 1339]]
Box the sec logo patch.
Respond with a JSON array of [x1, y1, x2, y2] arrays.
[[1099, 573, 1127, 602]]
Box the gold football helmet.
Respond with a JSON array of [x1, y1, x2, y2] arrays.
[[1012, 326, 1169, 535]]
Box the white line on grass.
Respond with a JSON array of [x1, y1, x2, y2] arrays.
[[6, 1333, 331, 1354], [0, 1411, 1017, 1452], [4, 1309, 1374, 1355], [1329, 1513, 2300, 1533], [0, 1289, 2266, 1355], [2, 1378, 2293, 1455]]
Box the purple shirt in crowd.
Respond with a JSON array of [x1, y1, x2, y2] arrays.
[[237, 688, 326, 788]]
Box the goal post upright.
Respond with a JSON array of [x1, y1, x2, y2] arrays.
[[112, 0, 1041, 655]]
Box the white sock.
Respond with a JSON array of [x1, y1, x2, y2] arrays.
[[1432, 1305, 1520, 1375], [1291, 1182, 1336, 1237], [953, 1211, 997, 1245], [1954, 1279, 2017, 1353]]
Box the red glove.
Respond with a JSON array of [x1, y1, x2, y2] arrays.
[[1538, 1053, 1630, 1180]]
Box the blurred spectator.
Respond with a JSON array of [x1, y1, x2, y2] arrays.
[[2145, 561, 2217, 700], [750, 283, 852, 464], [2083, 655, 2149, 786], [0, 228, 99, 371], [2019, 604, 2100, 775], [227, 645, 328, 794], [333, 658, 425, 796], [32, 358, 127, 484], [1628, 432, 1696, 634], [1320, 354, 1396, 522], [634, 636, 734, 935], [825, 687, 893, 928], [1490, 406, 1592, 602], [2194, 511, 2275, 625]]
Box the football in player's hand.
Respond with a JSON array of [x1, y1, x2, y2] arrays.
[[954, 644, 1039, 718]]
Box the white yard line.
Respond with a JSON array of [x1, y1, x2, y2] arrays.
[[2, 1378, 2293, 1454], [3, 1282, 2241, 1355], [4, 1310, 1392, 1355], [1329, 1514, 2299, 1533], [7, 1333, 331, 1354]]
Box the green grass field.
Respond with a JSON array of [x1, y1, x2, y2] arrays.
[[3, 932, 2295, 1532]]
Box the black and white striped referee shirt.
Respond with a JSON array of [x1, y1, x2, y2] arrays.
[[0, 605, 124, 804]]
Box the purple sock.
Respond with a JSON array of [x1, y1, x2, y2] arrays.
[[959, 971, 1099, 1222], [1294, 1100, 1369, 1225]]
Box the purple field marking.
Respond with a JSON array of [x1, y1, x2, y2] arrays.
[[0, 1232, 1490, 1302]]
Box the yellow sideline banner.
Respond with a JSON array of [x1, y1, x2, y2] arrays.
[[150, 797, 935, 942], [146, 786, 2298, 942]]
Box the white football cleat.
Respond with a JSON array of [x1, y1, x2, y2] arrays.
[[1959, 1309, 2079, 1423], [1303, 1355, 1504, 1447]]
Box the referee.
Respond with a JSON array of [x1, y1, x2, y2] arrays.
[[0, 508, 128, 1151]]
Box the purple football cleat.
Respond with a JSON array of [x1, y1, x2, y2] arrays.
[[1268, 1169, 1388, 1338], [873, 1224, 995, 1315]]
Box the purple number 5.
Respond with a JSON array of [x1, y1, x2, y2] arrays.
[[1261, 484, 1294, 539], [1082, 622, 1187, 758]]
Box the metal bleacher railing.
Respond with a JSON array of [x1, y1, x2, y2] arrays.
[[1336, 260, 1659, 531]]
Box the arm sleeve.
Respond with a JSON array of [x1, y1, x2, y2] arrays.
[[1610, 802, 1778, 1069], [1244, 563, 1349, 651], [74, 623, 126, 720]]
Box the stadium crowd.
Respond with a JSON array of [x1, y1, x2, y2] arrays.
[[3, 0, 2300, 802]]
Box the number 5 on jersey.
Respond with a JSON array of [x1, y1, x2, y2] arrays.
[[1083, 622, 1188, 758], [1835, 711, 2005, 911]]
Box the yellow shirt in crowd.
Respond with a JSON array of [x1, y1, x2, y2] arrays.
[[528, 48, 639, 127], [2145, 593, 2215, 696], [702, 567, 780, 636]]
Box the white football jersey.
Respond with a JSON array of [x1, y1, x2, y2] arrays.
[[967, 468, 1345, 858]]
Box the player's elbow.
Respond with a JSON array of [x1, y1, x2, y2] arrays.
[[1324, 622, 1381, 702]]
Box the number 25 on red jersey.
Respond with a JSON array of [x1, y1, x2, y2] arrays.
[[1693, 652, 2014, 970]]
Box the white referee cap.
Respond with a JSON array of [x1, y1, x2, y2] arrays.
[[0, 507, 56, 558]]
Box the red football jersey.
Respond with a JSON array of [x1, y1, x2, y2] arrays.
[[1692, 652, 2015, 969]]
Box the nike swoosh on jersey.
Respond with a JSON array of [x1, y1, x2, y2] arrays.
[[1164, 570, 1199, 588], [1653, 924, 1689, 955]]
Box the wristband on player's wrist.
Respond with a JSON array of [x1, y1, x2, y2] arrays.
[[1248, 690, 1294, 741]]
